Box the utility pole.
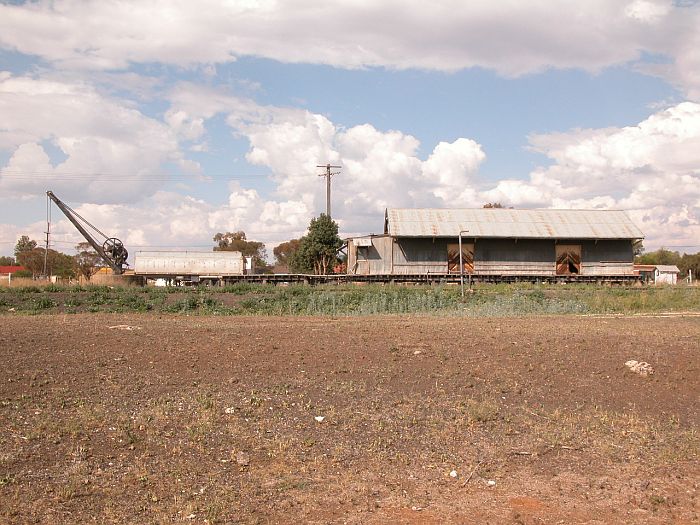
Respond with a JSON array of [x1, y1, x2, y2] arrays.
[[317, 163, 341, 218], [43, 194, 51, 278]]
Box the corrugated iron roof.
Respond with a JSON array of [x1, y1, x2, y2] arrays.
[[655, 265, 680, 273], [385, 208, 644, 239]]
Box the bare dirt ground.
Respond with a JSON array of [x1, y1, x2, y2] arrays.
[[1, 314, 698, 524]]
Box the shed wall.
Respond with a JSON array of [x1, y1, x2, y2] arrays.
[[392, 238, 451, 274], [348, 237, 393, 275], [579, 240, 635, 276], [656, 271, 678, 285], [474, 239, 554, 275], [347, 236, 635, 276]]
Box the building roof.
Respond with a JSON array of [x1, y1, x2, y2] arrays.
[[0, 266, 25, 274], [384, 208, 644, 240], [655, 265, 680, 273]]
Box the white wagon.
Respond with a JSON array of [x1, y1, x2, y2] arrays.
[[134, 251, 245, 285]]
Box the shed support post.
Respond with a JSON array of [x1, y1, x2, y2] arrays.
[[390, 238, 394, 275], [459, 230, 469, 298]]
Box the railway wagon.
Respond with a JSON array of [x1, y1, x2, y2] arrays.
[[134, 251, 245, 285]]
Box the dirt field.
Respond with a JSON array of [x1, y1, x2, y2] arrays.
[[1, 313, 698, 524]]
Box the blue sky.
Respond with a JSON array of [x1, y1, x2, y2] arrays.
[[1, 0, 699, 257]]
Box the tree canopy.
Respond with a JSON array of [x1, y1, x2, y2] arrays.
[[14, 235, 37, 257], [0, 255, 16, 266], [635, 248, 700, 278], [11, 236, 77, 278], [213, 231, 268, 268], [273, 238, 302, 270], [15, 245, 76, 278], [482, 202, 514, 209], [75, 242, 103, 281], [289, 214, 342, 274]]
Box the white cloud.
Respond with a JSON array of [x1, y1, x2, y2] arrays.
[[624, 0, 671, 22], [165, 109, 205, 142], [36, 189, 314, 257], [481, 180, 551, 208], [197, 90, 489, 227], [423, 139, 485, 202], [0, 73, 198, 203], [3, 77, 699, 256], [1, 81, 492, 254], [1, 1, 699, 97], [242, 110, 339, 204], [499, 102, 700, 248]]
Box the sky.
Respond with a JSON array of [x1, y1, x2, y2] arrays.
[[1, 0, 699, 260]]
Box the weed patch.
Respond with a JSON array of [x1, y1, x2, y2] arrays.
[[31, 296, 57, 310], [1, 283, 698, 316]]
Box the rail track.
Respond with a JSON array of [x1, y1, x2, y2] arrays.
[[168, 272, 643, 286]]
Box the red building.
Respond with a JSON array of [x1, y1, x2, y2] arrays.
[[0, 266, 27, 282]]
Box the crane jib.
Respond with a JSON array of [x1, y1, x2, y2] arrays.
[[46, 191, 128, 275]]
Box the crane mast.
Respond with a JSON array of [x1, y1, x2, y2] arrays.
[[46, 191, 128, 274]]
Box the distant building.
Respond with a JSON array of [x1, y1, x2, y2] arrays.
[[635, 264, 680, 285], [347, 208, 644, 279], [0, 265, 26, 284]]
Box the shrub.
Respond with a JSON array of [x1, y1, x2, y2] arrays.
[[32, 296, 57, 310]]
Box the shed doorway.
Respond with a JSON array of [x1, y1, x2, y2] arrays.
[[447, 243, 474, 273], [555, 244, 582, 275]]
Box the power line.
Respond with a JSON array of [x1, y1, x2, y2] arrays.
[[48, 239, 215, 248], [0, 177, 261, 182], [0, 169, 271, 182]]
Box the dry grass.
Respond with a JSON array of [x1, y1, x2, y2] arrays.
[[3, 378, 696, 523], [0, 277, 43, 288]]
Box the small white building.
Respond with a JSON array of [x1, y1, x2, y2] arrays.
[[654, 265, 680, 285]]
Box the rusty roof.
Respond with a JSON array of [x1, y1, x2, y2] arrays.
[[385, 208, 644, 239], [0, 266, 25, 274]]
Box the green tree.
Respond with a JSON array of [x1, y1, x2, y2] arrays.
[[679, 252, 700, 279], [634, 248, 700, 278], [16, 247, 75, 278], [75, 242, 103, 281], [0, 255, 16, 265], [635, 248, 682, 266], [273, 239, 302, 270], [213, 231, 268, 268], [15, 238, 44, 277], [48, 250, 76, 279], [14, 235, 37, 257], [290, 214, 342, 275]]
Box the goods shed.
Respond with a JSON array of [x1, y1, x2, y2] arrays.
[[347, 208, 644, 279]]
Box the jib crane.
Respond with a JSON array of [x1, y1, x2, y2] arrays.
[[46, 191, 129, 274]]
